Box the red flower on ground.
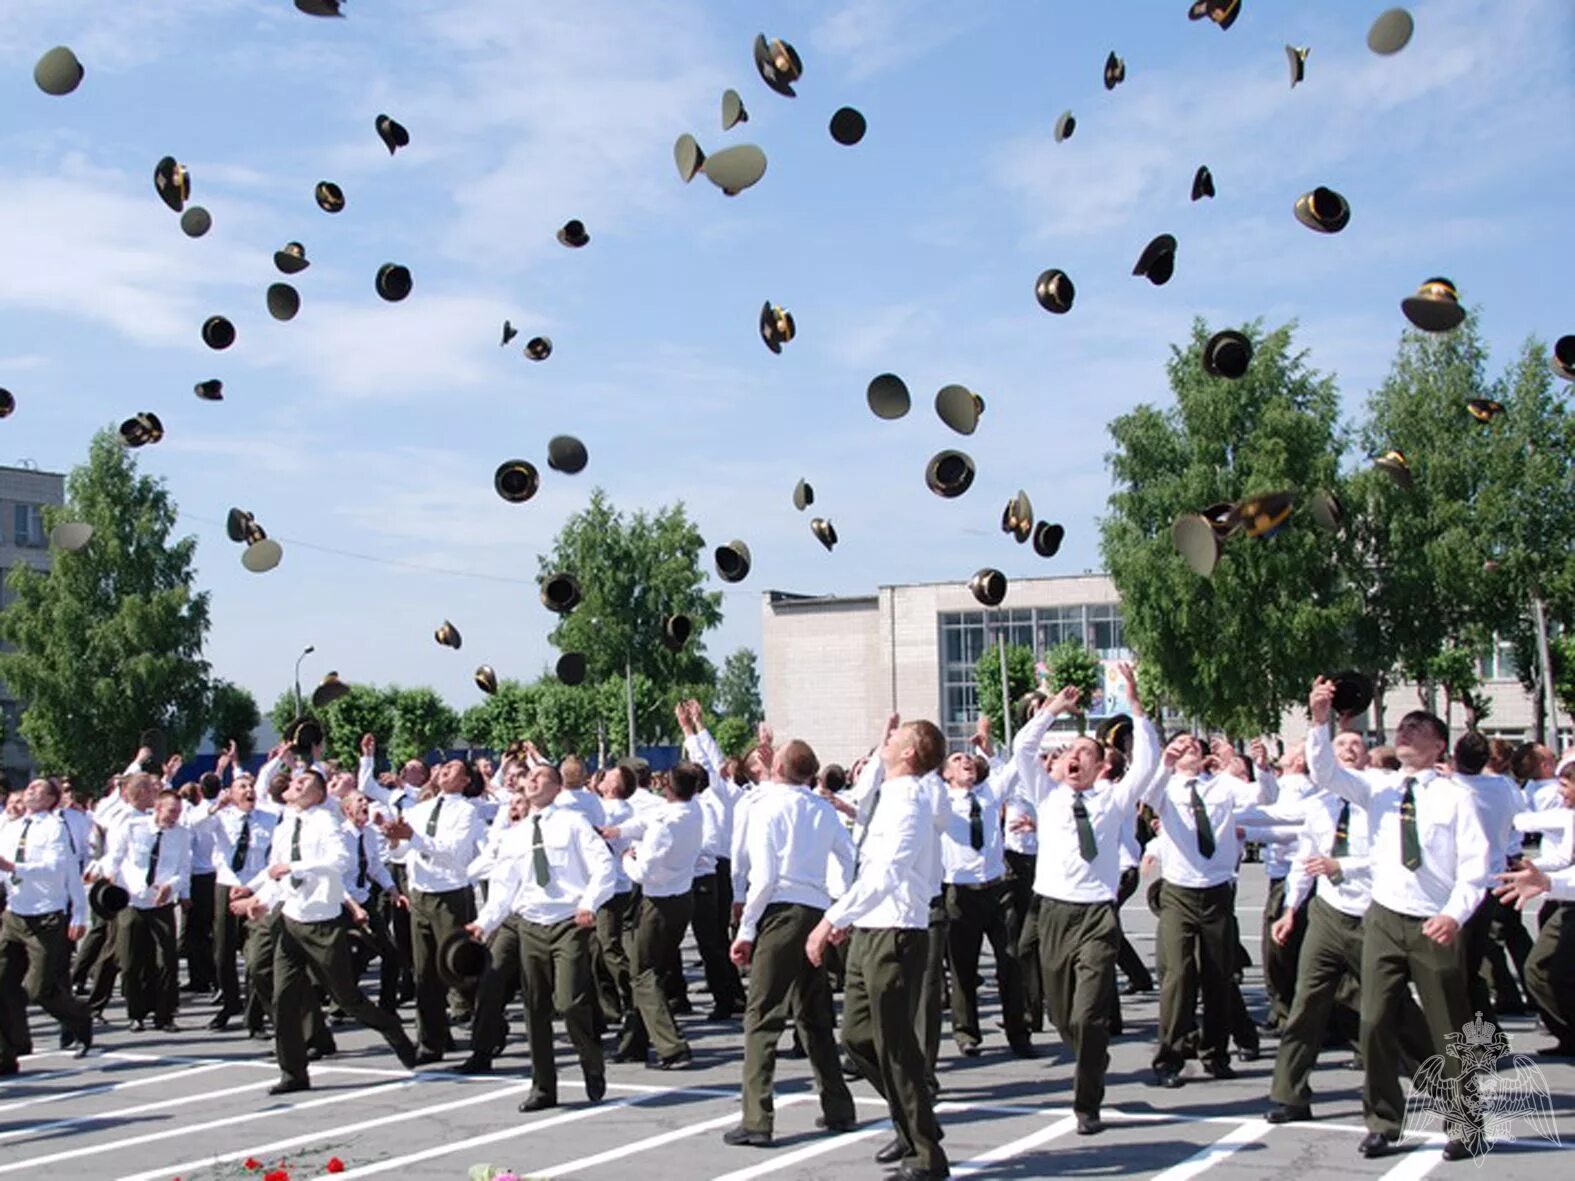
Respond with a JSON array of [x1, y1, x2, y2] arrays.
[[327, 1160, 346, 1174], [263, 1171, 290, 1181], [244, 1162, 263, 1172]]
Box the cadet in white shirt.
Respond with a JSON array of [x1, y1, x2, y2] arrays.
[[357, 734, 427, 1006], [808, 718, 951, 1181], [721, 739, 857, 1148], [1306, 677, 1492, 1162], [101, 788, 192, 1031], [233, 769, 417, 1093], [592, 764, 639, 1030], [1498, 769, 1575, 1056], [461, 763, 616, 1110], [191, 773, 277, 1030], [0, 779, 94, 1064], [678, 701, 749, 1021]]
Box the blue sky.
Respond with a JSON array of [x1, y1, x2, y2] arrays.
[[1, 0, 1570, 715]]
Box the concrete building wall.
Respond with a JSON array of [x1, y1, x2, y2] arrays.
[[0, 464, 67, 779], [760, 592, 886, 764]]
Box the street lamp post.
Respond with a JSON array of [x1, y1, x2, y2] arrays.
[[293, 645, 315, 715]]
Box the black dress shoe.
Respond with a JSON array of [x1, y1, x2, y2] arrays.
[[1266, 1103, 1312, 1124], [453, 1056, 492, 1075], [1008, 1037, 1038, 1059], [206, 1010, 239, 1031], [1154, 1068, 1184, 1089], [890, 1166, 949, 1181], [1205, 1060, 1238, 1080], [1442, 1139, 1474, 1162], [815, 1115, 857, 1133], [839, 1052, 861, 1080], [584, 1071, 606, 1103], [1257, 1019, 1281, 1034], [1538, 1042, 1575, 1058], [412, 1050, 445, 1066], [670, 999, 694, 1015], [1359, 1132, 1399, 1158], [707, 1008, 737, 1022], [1075, 1113, 1104, 1136], [1236, 1047, 1260, 1063], [248, 1026, 271, 1040], [129, 1019, 146, 1033], [0, 1058, 18, 1077], [156, 1021, 181, 1033], [652, 1048, 692, 1071], [612, 1049, 644, 1064], [268, 1076, 311, 1096], [1123, 981, 1154, 995], [874, 1136, 905, 1164], [722, 1125, 773, 1148], [518, 1091, 557, 1112], [956, 1041, 982, 1058], [394, 1042, 419, 1070]]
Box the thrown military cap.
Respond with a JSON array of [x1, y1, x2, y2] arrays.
[[1551, 335, 1575, 383], [969, 568, 1008, 608], [1375, 449, 1413, 489], [1002, 490, 1033, 543], [0, 390, 14, 418], [867, 373, 910, 419], [241, 534, 282, 573], [1054, 110, 1076, 143], [315, 181, 345, 213], [180, 207, 212, 238], [226, 507, 255, 543], [663, 614, 694, 652], [935, 384, 984, 435], [376, 263, 413, 302], [1191, 165, 1215, 201], [925, 449, 976, 499], [1202, 501, 1242, 539], [267, 283, 301, 322], [154, 156, 191, 213], [1286, 45, 1309, 88], [674, 134, 706, 183], [829, 107, 867, 146], [1309, 489, 1343, 532], [1104, 52, 1126, 90], [1203, 329, 1252, 379], [475, 665, 498, 695], [541, 571, 583, 614], [90, 880, 130, 920], [1294, 186, 1349, 234], [501, 320, 518, 347], [760, 302, 795, 353], [119, 411, 165, 448], [715, 540, 752, 583], [705, 144, 768, 195], [437, 930, 489, 990], [1133, 234, 1177, 285], [1238, 491, 1294, 539], [435, 620, 462, 650], [547, 435, 588, 475], [311, 672, 351, 709], [793, 478, 814, 511], [295, 0, 345, 14], [1467, 399, 1506, 423], [557, 219, 589, 248], [375, 114, 409, 155], [1327, 669, 1374, 716], [1035, 269, 1075, 314], [810, 518, 837, 552], [1033, 521, 1065, 558], [1401, 277, 1464, 333], [722, 89, 749, 130], [753, 34, 803, 97], [494, 460, 540, 503], [525, 336, 553, 362], [1189, 0, 1241, 31], [50, 521, 94, 552], [1368, 9, 1414, 55], [556, 652, 588, 686], [1096, 713, 1134, 756], [275, 242, 310, 274], [34, 46, 85, 96], [1173, 514, 1222, 577]]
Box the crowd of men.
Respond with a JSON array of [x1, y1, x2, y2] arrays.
[[0, 672, 1572, 1181]]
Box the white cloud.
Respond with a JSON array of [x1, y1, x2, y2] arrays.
[[809, 0, 978, 81]]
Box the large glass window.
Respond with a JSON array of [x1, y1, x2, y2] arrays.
[[1477, 636, 1519, 683]]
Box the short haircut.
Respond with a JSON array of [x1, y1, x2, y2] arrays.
[[1397, 710, 1448, 746], [1369, 745, 1402, 771], [33, 778, 62, 805], [1488, 737, 1515, 770], [1103, 748, 1128, 782], [199, 772, 224, 800], [156, 787, 181, 805], [299, 769, 328, 797], [536, 763, 564, 789], [560, 755, 585, 788], [1453, 731, 1491, 776], [778, 740, 819, 786], [971, 754, 990, 782], [668, 761, 704, 801], [820, 764, 847, 793], [605, 764, 635, 799], [906, 720, 947, 777], [1509, 743, 1544, 784]]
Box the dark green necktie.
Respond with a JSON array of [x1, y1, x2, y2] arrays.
[[356, 831, 368, 889], [531, 815, 551, 887], [1071, 793, 1097, 862], [426, 796, 444, 837], [289, 817, 303, 888], [1399, 777, 1422, 871], [145, 829, 163, 886], [231, 816, 250, 873], [1331, 801, 1351, 858], [967, 791, 984, 851], [1187, 779, 1216, 859], [9, 818, 28, 885]]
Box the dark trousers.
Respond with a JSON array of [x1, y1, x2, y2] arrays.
[[182, 872, 217, 991], [1038, 897, 1118, 1116], [246, 910, 330, 1048], [119, 904, 178, 1024], [72, 911, 110, 992], [273, 915, 413, 1083], [1154, 880, 1234, 1072], [739, 902, 854, 1134], [691, 870, 745, 1014], [620, 890, 692, 1060], [592, 890, 634, 1024], [214, 883, 249, 1014], [409, 886, 476, 1055], [1360, 902, 1475, 1138], [917, 894, 947, 1078], [944, 879, 1027, 1046], [1003, 851, 1043, 1030], [1262, 876, 1306, 1026], [842, 927, 947, 1175], [1115, 866, 1153, 990], [469, 919, 524, 1060], [1465, 893, 1532, 1020], [379, 863, 415, 1008], [1482, 893, 1534, 1011], [0, 910, 92, 1047], [1524, 901, 1574, 1047]]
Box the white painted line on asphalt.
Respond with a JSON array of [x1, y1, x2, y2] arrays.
[[1148, 1118, 1273, 1181], [952, 1114, 1082, 1177], [0, 1067, 85, 1090], [0, 1059, 232, 1116], [0, 1069, 272, 1144], [530, 1099, 816, 1178], [1376, 1146, 1448, 1180], [708, 1119, 893, 1181]]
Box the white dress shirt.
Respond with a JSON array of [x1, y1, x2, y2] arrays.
[[600, 796, 636, 893], [1279, 790, 1374, 918], [1258, 772, 1316, 877], [1542, 863, 1575, 901], [182, 798, 220, 874], [355, 758, 424, 865], [345, 823, 396, 904], [939, 770, 1010, 885], [104, 816, 193, 909], [824, 772, 948, 931], [198, 806, 277, 887], [1457, 772, 1529, 872], [557, 788, 607, 829], [684, 728, 746, 874], [1530, 778, 1564, 813], [400, 792, 486, 894], [625, 798, 703, 898], [251, 804, 354, 923], [58, 807, 92, 872], [736, 783, 855, 943], [474, 801, 616, 933], [1151, 768, 1266, 889], [2, 812, 88, 923], [1307, 725, 1491, 926]]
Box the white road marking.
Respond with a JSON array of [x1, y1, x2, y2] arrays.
[[0, 1070, 271, 1143], [1148, 1118, 1274, 1181], [952, 1114, 1082, 1176], [707, 1121, 893, 1181], [0, 1059, 232, 1116], [529, 1100, 814, 1178], [1377, 1146, 1449, 1180]]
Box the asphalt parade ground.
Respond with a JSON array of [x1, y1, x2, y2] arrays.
[[5, 866, 1570, 1181]]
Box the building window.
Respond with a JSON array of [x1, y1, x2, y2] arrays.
[[12, 504, 44, 548], [1478, 637, 1519, 683]]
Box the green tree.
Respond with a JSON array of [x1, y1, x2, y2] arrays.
[[973, 642, 1038, 740], [1099, 320, 1356, 735], [714, 648, 763, 728], [0, 429, 211, 781], [459, 680, 540, 752], [1046, 639, 1103, 733], [207, 679, 261, 760], [712, 715, 755, 760], [388, 687, 460, 764], [269, 683, 396, 766]]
